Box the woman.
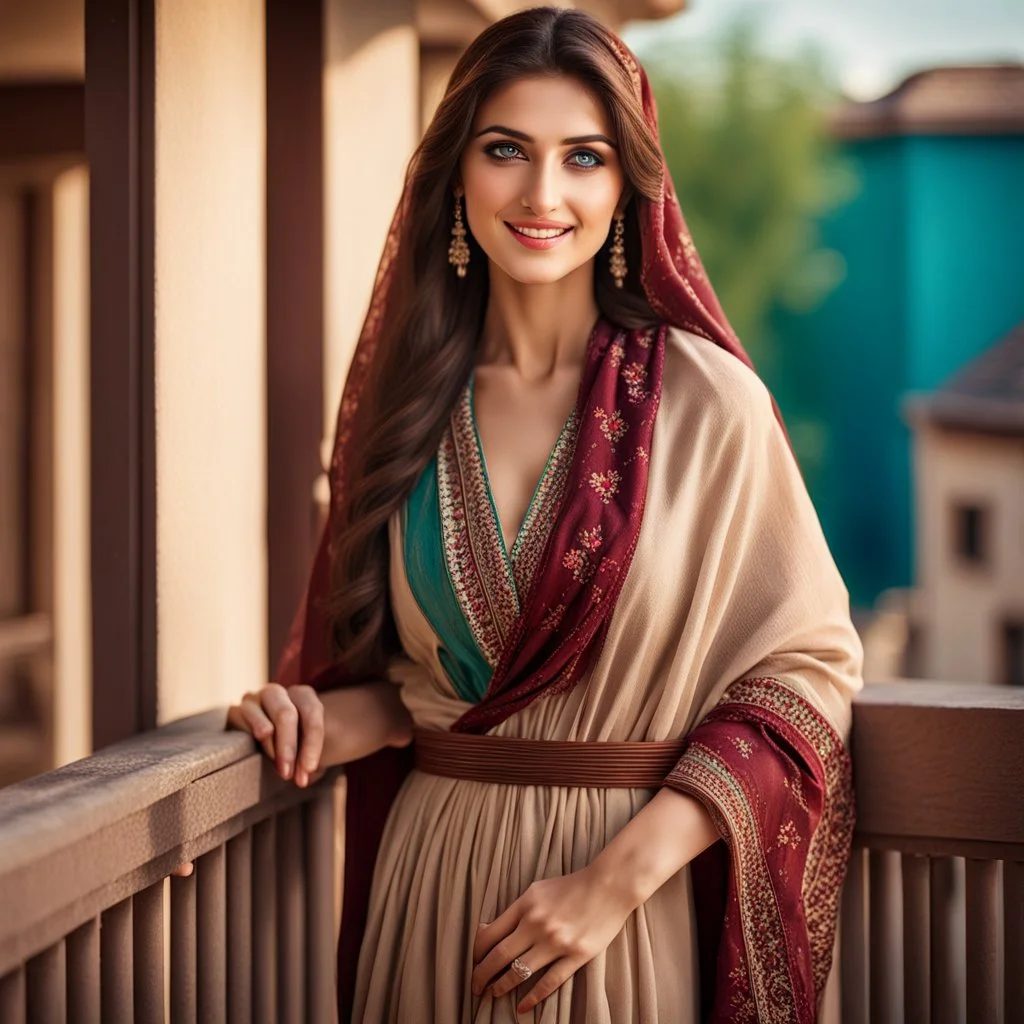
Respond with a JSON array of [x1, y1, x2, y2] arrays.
[[229, 8, 862, 1022]]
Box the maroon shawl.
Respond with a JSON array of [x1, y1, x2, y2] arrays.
[[276, 31, 853, 1024]]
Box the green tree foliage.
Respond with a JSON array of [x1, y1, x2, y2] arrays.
[[638, 19, 856, 375]]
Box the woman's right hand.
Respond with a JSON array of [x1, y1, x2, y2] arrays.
[[170, 683, 325, 879], [226, 682, 326, 788]]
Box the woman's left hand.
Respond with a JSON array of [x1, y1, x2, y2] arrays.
[[471, 865, 637, 1015]]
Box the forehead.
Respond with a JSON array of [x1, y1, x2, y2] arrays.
[[472, 74, 615, 140]]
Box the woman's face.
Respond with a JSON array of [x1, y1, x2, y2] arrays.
[[459, 74, 627, 287]]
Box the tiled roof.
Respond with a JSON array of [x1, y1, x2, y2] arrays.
[[831, 64, 1024, 139], [910, 322, 1024, 435]]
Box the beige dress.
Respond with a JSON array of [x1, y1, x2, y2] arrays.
[[351, 328, 864, 1023]]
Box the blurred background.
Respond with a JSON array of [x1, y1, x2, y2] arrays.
[[1, 0, 1023, 786]]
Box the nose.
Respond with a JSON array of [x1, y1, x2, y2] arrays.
[[520, 157, 561, 217]]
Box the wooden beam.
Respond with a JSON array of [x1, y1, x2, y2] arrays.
[[85, 0, 157, 748], [265, 0, 325, 672], [0, 83, 84, 161]]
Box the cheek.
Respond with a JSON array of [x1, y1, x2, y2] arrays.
[[462, 164, 517, 229], [573, 178, 623, 231]]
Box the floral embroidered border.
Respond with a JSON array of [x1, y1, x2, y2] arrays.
[[714, 677, 855, 995], [665, 676, 855, 1024], [672, 739, 797, 1024]]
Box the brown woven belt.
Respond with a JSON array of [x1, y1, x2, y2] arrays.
[[413, 727, 686, 789]]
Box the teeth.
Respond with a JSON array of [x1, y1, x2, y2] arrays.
[[512, 225, 571, 239]]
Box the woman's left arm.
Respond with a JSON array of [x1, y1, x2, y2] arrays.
[[471, 787, 718, 1013]]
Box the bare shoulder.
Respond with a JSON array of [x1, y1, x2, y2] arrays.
[[661, 325, 775, 438]]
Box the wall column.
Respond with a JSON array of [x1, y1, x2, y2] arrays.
[[322, 0, 419, 437], [152, 0, 267, 722]]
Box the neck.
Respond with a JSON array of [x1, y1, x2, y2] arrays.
[[478, 261, 600, 382]]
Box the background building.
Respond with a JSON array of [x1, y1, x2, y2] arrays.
[[906, 322, 1024, 686], [769, 65, 1024, 610]]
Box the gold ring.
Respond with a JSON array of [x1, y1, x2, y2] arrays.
[[510, 957, 533, 983]]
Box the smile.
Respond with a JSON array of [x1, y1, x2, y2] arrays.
[[505, 222, 574, 250]]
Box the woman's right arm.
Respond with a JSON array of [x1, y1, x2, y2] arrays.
[[172, 680, 411, 878]]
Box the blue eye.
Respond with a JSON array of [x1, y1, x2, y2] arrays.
[[487, 142, 523, 161], [569, 150, 603, 170]]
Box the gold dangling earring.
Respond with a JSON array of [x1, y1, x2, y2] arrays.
[[609, 213, 627, 288], [448, 192, 470, 278]]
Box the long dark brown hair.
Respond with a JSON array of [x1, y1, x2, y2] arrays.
[[326, 7, 665, 676]]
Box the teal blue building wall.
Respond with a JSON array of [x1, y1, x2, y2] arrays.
[[767, 134, 1024, 608]]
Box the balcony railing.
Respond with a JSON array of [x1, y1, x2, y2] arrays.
[[0, 683, 1021, 1023], [842, 682, 1024, 1024], [0, 710, 339, 1023]]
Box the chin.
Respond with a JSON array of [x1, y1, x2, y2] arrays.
[[491, 252, 590, 287]]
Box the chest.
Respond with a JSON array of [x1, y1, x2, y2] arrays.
[[471, 369, 580, 553]]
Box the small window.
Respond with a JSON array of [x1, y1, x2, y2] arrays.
[[1003, 622, 1024, 687], [951, 503, 988, 565]]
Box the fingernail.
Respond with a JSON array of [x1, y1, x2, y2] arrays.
[[281, 761, 293, 779]]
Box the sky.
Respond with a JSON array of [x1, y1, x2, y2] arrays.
[[623, 0, 1024, 100]]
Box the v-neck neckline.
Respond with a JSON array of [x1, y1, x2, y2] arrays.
[[466, 371, 577, 569]]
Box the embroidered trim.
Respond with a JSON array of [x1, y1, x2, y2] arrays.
[[672, 740, 797, 1024], [666, 677, 854, 1023], [719, 678, 854, 996], [510, 409, 579, 600], [436, 418, 507, 667], [436, 384, 578, 668]]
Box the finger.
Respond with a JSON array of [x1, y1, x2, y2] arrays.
[[289, 685, 326, 786], [516, 956, 583, 1015], [473, 900, 521, 963], [261, 684, 299, 780], [170, 861, 194, 878], [233, 694, 276, 761], [489, 949, 552, 1001], [471, 929, 531, 996]]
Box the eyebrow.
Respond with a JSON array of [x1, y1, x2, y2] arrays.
[[474, 124, 617, 148]]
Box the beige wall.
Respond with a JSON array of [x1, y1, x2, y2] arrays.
[[914, 423, 1024, 683], [323, 0, 420, 439], [153, 0, 267, 723]]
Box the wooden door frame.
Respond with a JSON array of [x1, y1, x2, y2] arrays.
[[265, 0, 325, 674], [85, 0, 157, 747]]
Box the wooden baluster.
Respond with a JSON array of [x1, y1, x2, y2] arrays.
[[0, 966, 26, 1024], [101, 898, 133, 1022], [66, 917, 100, 1024], [930, 857, 962, 1024], [171, 868, 197, 1023], [26, 942, 65, 1024], [197, 844, 227, 1022], [965, 859, 999, 1023], [869, 849, 902, 1024], [841, 846, 868, 1024], [253, 816, 278, 1023], [227, 829, 253, 1024], [277, 806, 305, 1024], [901, 854, 930, 1024], [306, 786, 337, 1023], [1007, 860, 1024, 1022], [133, 880, 165, 1024]]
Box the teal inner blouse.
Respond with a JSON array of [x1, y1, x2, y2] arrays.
[[402, 373, 577, 704], [404, 451, 494, 703]]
